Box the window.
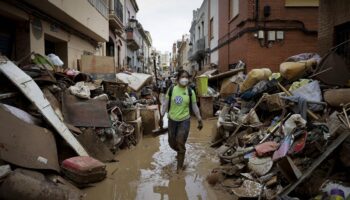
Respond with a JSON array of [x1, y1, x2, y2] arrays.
[[88, 0, 108, 18], [201, 21, 204, 38], [335, 22, 350, 66], [198, 26, 201, 39], [230, 0, 239, 19], [209, 18, 214, 40]]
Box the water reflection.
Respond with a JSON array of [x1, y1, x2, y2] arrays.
[[85, 119, 229, 200], [153, 177, 188, 200]]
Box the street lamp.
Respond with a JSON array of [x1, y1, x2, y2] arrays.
[[129, 16, 137, 29]]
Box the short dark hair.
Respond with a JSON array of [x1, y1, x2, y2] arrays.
[[176, 70, 190, 80]]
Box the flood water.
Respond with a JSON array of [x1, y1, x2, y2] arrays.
[[84, 118, 231, 200]]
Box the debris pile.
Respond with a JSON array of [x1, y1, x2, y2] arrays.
[[208, 53, 350, 199], [0, 54, 160, 199]]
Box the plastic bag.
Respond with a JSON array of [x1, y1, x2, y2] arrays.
[[69, 82, 91, 99], [47, 54, 64, 67], [240, 68, 272, 92], [283, 114, 306, 135], [292, 80, 323, 111]]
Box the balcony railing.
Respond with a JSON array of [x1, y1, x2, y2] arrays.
[[126, 29, 141, 50], [88, 0, 108, 18], [188, 37, 206, 61], [196, 37, 205, 52]]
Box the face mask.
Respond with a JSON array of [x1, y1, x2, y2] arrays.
[[179, 78, 189, 86]]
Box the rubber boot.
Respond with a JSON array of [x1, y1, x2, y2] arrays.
[[177, 152, 185, 173]]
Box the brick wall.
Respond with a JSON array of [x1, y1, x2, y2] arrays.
[[319, 0, 350, 55], [218, 0, 318, 72]]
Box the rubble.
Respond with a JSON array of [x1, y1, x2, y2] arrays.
[[0, 53, 162, 198], [205, 53, 350, 199]]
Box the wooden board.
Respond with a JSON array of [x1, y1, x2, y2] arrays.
[[140, 105, 159, 135], [80, 55, 115, 74], [200, 96, 214, 119]]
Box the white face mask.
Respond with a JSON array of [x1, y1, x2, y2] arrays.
[[179, 78, 189, 86]]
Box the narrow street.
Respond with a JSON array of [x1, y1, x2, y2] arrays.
[[84, 118, 231, 200]]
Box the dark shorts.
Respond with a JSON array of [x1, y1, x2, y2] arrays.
[[168, 118, 191, 153]]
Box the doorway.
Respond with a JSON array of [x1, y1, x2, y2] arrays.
[[44, 34, 68, 68], [106, 37, 115, 57]]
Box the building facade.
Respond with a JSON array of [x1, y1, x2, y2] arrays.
[[188, 0, 209, 72], [217, 0, 319, 72], [0, 0, 109, 69], [108, 0, 125, 70], [176, 34, 191, 73], [318, 0, 350, 59]]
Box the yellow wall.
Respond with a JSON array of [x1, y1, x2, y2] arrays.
[[30, 19, 103, 69]]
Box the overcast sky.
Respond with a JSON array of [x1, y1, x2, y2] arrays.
[[137, 0, 203, 53]]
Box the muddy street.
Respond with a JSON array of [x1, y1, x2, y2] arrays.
[[84, 118, 230, 200]]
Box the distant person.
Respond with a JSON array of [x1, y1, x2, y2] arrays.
[[166, 77, 172, 88], [160, 70, 203, 173]]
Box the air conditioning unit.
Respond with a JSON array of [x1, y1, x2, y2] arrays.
[[277, 31, 284, 40], [268, 31, 276, 41], [258, 30, 264, 39]]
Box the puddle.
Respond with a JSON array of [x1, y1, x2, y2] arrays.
[[84, 118, 231, 200]]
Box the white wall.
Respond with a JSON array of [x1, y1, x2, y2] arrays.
[[210, 0, 219, 65]]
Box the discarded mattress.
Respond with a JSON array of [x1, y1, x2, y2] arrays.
[[116, 72, 152, 91], [0, 106, 60, 172], [0, 58, 88, 156]]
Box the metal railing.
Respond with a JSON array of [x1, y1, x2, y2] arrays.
[[88, 0, 108, 18], [196, 37, 205, 52]]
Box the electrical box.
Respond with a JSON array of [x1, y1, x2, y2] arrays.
[[258, 30, 264, 39], [268, 31, 276, 41], [277, 31, 284, 40]]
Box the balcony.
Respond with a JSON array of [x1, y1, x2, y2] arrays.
[[189, 37, 206, 61], [109, 0, 124, 32], [126, 29, 140, 51], [22, 0, 109, 41]]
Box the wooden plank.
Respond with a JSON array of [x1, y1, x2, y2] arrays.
[[208, 67, 244, 81]]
